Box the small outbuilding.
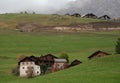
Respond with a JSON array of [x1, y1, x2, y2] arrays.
[[88, 50, 110, 59], [71, 13, 81, 17], [69, 59, 82, 67], [99, 15, 111, 20], [82, 13, 97, 19], [52, 59, 68, 72]]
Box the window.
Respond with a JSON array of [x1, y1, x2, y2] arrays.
[[22, 67, 25, 69], [37, 71, 39, 74]]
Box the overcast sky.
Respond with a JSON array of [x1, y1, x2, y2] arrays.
[[0, 0, 76, 14]]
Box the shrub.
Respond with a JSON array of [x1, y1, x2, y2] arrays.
[[59, 52, 69, 63], [40, 64, 47, 75], [115, 38, 120, 54], [17, 54, 25, 61], [12, 66, 19, 76]]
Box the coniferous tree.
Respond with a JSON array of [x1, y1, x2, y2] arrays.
[[115, 38, 120, 54], [24, 11, 28, 14], [33, 11, 35, 14]]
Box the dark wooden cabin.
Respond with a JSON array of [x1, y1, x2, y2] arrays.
[[69, 59, 82, 67], [82, 13, 97, 19], [71, 13, 81, 17], [88, 50, 110, 59], [39, 54, 58, 67], [99, 15, 111, 20]]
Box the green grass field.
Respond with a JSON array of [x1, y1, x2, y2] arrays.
[[0, 28, 120, 83]]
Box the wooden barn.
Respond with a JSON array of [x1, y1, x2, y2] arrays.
[[71, 13, 81, 17], [18, 56, 41, 77], [99, 15, 111, 20], [82, 13, 97, 19], [69, 59, 82, 67], [39, 54, 58, 67], [52, 59, 68, 72], [88, 50, 110, 59]]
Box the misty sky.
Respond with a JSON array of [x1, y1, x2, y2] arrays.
[[0, 0, 76, 14]]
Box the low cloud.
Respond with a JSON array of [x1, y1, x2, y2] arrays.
[[0, 0, 75, 13]]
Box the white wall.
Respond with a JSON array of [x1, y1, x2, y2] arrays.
[[20, 62, 41, 77]]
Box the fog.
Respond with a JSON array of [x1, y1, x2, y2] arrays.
[[0, 0, 76, 14]]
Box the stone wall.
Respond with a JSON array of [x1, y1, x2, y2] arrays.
[[16, 22, 120, 32], [54, 22, 120, 32]]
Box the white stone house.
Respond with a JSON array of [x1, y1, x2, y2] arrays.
[[20, 61, 41, 77], [18, 56, 41, 77]]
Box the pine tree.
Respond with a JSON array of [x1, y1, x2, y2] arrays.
[[115, 38, 120, 54]]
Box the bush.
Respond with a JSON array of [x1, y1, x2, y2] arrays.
[[40, 64, 47, 75], [59, 52, 69, 63], [12, 66, 19, 76], [115, 38, 120, 54], [17, 54, 25, 61]]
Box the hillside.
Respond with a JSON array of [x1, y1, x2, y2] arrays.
[[0, 14, 104, 29], [58, 0, 120, 18], [20, 55, 120, 83], [1, 54, 120, 83], [0, 29, 120, 83]]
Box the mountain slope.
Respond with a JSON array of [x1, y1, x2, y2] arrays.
[[0, 14, 103, 29], [3, 55, 120, 83], [58, 0, 120, 18]]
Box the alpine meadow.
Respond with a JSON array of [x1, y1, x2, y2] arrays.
[[0, 13, 120, 83]]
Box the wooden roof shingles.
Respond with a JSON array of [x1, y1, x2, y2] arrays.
[[88, 50, 110, 59]]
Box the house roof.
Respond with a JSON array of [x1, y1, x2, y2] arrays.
[[71, 59, 82, 64], [54, 59, 67, 63], [18, 56, 39, 65], [39, 54, 58, 61], [88, 50, 110, 59], [71, 13, 81, 17], [69, 59, 82, 67], [82, 13, 97, 18], [99, 15, 111, 19]]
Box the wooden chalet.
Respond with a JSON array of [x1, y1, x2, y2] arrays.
[[82, 13, 97, 19], [39, 54, 58, 67], [99, 15, 111, 20], [69, 59, 82, 67], [71, 13, 81, 17], [88, 50, 110, 59]]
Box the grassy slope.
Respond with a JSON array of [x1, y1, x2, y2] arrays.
[[0, 29, 120, 83], [10, 55, 120, 83], [0, 14, 104, 29], [1, 55, 120, 83]]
